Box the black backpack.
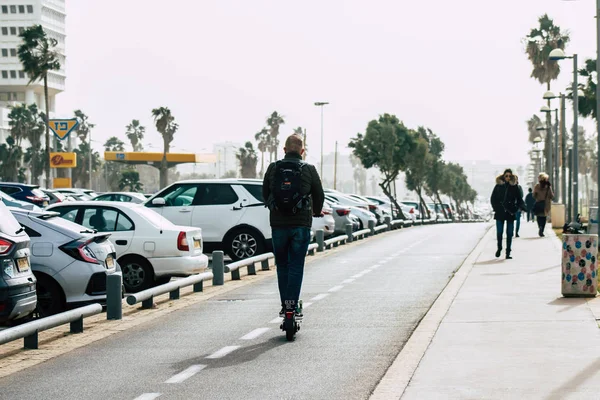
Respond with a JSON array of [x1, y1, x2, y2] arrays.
[[271, 160, 308, 215]]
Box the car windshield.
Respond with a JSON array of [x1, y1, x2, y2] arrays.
[[0, 203, 24, 236], [134, 206, 177, 228]]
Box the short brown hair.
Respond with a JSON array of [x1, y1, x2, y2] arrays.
[[284, 134, 304, 154]]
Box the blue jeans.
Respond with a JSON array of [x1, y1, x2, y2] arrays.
[[272, 227, 311, 309], [496, 220, 514, 252], [515, 211, 522, 235]]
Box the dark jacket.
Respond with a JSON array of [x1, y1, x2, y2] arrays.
[[525, 192, 535, 210], [533, 181, 554, 217], [490, 174, 525, 221], [262, 152, 324, 228]]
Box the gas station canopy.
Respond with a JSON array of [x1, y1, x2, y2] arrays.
[[104, 152, 217, 168]]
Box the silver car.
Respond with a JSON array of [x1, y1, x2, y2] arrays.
[[325, 200, 357, 234], [10, 208, 118, 316], [92, 192, 147, 203]]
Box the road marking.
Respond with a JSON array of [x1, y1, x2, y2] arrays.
[[328, 285, 344, 292], [351, 273, 363, 278], [206, 346, 240, 359], [371, 265, 380, 270], [385, 257, 394, 261], [269, 317, 282, 324], [133, 394, 161, 400], [339, 260, 348, 264], [342, 278, 355, 284], [379, 260, 388, 264], [311, 293, 330, 301], [240, 328, 270, 340], [302, 302, 313, 309], [362, 269, 373, 274], [165, 365, 206, 384]]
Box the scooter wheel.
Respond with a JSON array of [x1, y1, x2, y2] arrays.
[[286, 328, 295, 341]]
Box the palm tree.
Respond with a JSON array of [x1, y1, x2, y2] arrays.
[[17, 25, 61, 188], [237, 142, 258, 178], [266, 111, 285, 160], [524, 14, 570, 174], [125, 119, 145, 151], [119, 169, 144, 192], [0, 136, 24, 182], [526, 114, 543, 143], [151, 107, 178, 188], [254, 128, 270, 176]]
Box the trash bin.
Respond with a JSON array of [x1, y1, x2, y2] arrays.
[[551, 204, 565, 228], [562, 234, 599, 297]]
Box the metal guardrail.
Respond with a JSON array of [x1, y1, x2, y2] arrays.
[[126, 271, 214, 309], [324, 234, 349, 249], [0, 303, 103, 349], [352, 228, 371, 240], [374, 225, 388, 233], [224, 252, 274, 280], [307, 243, 318, 255]]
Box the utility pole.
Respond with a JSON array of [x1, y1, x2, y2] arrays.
[[314, 102, 329, 178], [88, 130, 92, 190], [333, 141, 338, 190]]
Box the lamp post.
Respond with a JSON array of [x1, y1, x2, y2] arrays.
[[314, 101, 329, 178], [540, 104, 559, 201], [549, 48, 580, 219], [567, 139, 574, 222]]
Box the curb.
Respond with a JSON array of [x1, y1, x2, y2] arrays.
[[369, 223, 494, 400]]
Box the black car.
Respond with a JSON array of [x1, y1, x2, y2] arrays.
[[0, 183, 50, 207], [0, 202, 37, 323]]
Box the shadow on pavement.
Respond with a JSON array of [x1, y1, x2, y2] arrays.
[[474, 259, 505, 266], [544, 358, 600, 400]]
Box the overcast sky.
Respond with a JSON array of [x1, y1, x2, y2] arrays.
[[57, 0, 598, 168]]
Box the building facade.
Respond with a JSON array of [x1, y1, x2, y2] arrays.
[[0, 0, 66, 142]]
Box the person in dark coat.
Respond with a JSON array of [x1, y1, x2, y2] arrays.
[[533, 173, 554, 237], [525, 188, 535, 222], [490, 169, 526, 259]]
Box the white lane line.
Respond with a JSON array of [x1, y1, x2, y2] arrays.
[[351, 273, 363, 278], [165, 365, 206, 384], [328, 285, 344, 292], [206, 346, 240, 359], [240, 328, 270, 340], [302, 302, 313, 309], [362, 269, 373, 274], [269, 317, 282, 324], [311, 293, 330, 301], [371, 265, 381, 270], [342, 278, 355, 284], [339, 260, 348, 264], [133, 394, 161, 400], [379, 260, 389, 264]]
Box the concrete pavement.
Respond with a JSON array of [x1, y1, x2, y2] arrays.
[[376, 219, 600, 400]]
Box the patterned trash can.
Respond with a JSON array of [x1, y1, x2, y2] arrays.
[[562, 234, 599, 297]]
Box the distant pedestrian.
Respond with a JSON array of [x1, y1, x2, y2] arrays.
[[533, 173, 554, 237], [514, 176, 524, 238], [491, 169, 526, 259], [525, 188, 535, 222]]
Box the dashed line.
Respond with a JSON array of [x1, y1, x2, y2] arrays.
[[269, 317, 282, 324], [165, 365, 206, 384], [302, 302, 313, 309], [311, 293, 330, 301], [351, 273, 363, 278], [362, 269, 373, 274], [133, 394, 161, 400], [342, 278, 355, 284], [328, 285, 344, 292], [206, 346, 240, 359], [240, 328, 270, 340]]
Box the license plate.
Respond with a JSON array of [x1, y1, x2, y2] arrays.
[[194, 239, 201, 249], [43, 201, 48, 207], [106, 255, 115, 269], [17, 257, 30, 273]]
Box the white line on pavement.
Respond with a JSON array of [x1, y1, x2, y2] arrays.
[[328, 285, 344, 292], [351, 273, 364, 278], [206, 346, 240, 359], [342, 279, 355, 284], [302, 302, 313, 309], [311, 293, 330, 301], [165, 365, 206, 384], [269, 317, 282, 324], [240, 328, 270, 340], [133, 394, 161, 400], [362, 269, 373, 274]]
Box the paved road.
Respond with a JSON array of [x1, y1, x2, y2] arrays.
[[0, 223, 489, 400]]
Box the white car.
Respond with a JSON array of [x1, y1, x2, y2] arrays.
[[146, 179, 273, 261], [325, 194, 376, 230], [46, 201, 208, 292], [312, 203, 335, 237]]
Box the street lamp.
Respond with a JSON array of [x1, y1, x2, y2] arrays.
[[567, 139, 574, 222], [549, 48, 581, 218], [314, 101, 329, 178], [540, 105, 559, 202]]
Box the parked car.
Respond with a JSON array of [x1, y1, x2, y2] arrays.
[[10, 208, 118, 316], [426, 203, 444, 220], [0, 202, 37, 323], [325, 194, 376, 230], [400, 203, 418, 222], [312, 203, 335, 237], [401, 201, 423, 221], [347, 194, 385, 225], [92, 192, 147, 204], [0, 183, 50, 207], [365, 196, 400, 218], [145, 179, 272, 261], [53, 188, 98, 201], [326, 200, 358, 234], [41, 189, 69, 205], [46, 201, 209, 292], [0, 190, 42, 211]]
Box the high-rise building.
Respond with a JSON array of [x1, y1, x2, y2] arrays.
[[0, 0, 66, 142]]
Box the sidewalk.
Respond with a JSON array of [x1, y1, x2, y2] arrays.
[[384, 220, 600, 400]]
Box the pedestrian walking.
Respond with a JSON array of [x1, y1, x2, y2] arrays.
[[262, 133, 324, 318], [514, 175, 524, 238], [533, 173, 554, 237], [490, 169, 526, 259], [525, 188, 535, 222]]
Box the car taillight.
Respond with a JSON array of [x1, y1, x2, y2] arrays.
[[177, 231, 189, 251], [368, 205, 377, 211], [26, 196, 45, 203], [323, 209, 332, 215], [336, 209, 350, 216], [60, 238, 100, 264], [0, 239, 13, 255], [409, 208, 415, 214]]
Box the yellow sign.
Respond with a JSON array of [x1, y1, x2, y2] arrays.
[[104, 152, 216, 163], [50, 152, 77, 168], [53, 178, 72, 189], [49, 119, 79, 140]]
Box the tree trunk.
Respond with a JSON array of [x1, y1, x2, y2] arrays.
[[417, 188, 429, 220], [380, 176, 406, 220], [260, 151, 264, 176], [44, 74, 51, 188], [435, 192, 448, 219], [160, 137, 169, 189]]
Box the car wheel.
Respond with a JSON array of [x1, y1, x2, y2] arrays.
[[155, 276, 171, 286], [226, 228, 265, 261], [120, 256, 154, 293], [35, 274, 65, 317]]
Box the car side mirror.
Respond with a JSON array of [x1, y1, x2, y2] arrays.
[[152, 198, 166, 207]]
